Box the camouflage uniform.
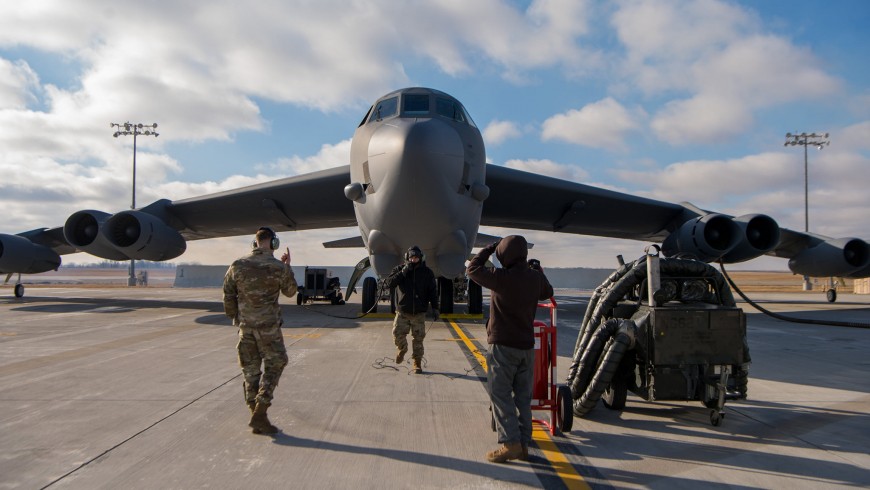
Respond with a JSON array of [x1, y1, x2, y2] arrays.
[[223, 248, 297, 409]]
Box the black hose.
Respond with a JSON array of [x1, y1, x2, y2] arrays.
[[718, 262, 870, 329], [573, 324, 634, 417]]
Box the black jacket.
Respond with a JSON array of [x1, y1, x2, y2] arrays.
[[466, 235, 553, 349], [386, 261, 439, 315]]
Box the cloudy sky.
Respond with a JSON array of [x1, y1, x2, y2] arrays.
[[1, 0, 868, 271]]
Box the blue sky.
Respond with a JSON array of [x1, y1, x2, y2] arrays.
[[1, 0, 868, 270]]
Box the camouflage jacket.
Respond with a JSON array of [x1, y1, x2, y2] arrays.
[[223, 248, 298, 328]]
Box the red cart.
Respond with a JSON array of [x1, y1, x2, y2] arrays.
[[532, 298, 573, 434]]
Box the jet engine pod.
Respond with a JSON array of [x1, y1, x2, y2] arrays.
[[103, 211, 186, 261], [721, 214, 781, 263], [661, 213, 740, 262], [0, 233, 61, 273], [788, 237, 870, 277], [63, 210, 130, 260]]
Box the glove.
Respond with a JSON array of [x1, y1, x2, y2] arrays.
[[432, 309, 440, 321], [402, 265, 411, 276], [481, 239, 500, 255]]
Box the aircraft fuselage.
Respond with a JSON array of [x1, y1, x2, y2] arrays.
[[347, 88, 488, 278]]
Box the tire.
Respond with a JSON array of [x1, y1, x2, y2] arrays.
[[362, 276, 378, 313], [14, 284, 25, 298], [826, 288, 837, 303], [467, 279, 483, 314], [602, 375, 628, 410], [438, 277, 454, 314], [297, 292, 304, 305], [556, 385, 574, 433]]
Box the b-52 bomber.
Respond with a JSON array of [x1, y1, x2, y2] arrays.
[[2, 87, 868, 311]]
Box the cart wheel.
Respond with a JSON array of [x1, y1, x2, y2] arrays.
[[602, 377, 627, 410], [555, 385, 573, 433], [14, 284, 25, 298], [826, 288, 837, 303], [710, 410, 724, 426], [296, 292, 304, 305]]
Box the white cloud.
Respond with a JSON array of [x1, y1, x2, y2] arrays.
[[613, 0, 840, 145], [541, 98, 640, 150], [0, 58, 39, 109], [262, 139, 352, 175], [483, 120, 522, 146]]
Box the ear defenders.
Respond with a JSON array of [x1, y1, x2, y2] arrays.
[[252, 227, 280, 250]]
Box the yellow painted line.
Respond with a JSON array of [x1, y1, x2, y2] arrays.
[[448, 319, 590, 489], [447, 319, 488, 368], [533, 422, 590, 489], [442, 313, 484, 320]]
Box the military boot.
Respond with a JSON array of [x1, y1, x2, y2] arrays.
[[412, 357, 423, 374], [395, 347, 407, 364], [486, 442, 523, 463], [249, 402, 279, 435]]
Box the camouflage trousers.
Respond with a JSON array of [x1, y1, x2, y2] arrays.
[[237, 324, 288, 407], [393, 311, 426, 360]]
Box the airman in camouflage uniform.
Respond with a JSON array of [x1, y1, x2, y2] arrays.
[[386, 245, 439, 374], [223, 227, 297, 434]]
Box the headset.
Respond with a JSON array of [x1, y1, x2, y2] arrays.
[[252, 227, 280, 250]]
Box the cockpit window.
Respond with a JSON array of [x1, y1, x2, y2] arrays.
[[436, 97, 477, 127], [368, 96, 398, 122], [402, 94, 430, 116], [358, 106, 373, 127]]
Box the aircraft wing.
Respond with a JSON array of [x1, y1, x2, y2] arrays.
[[480, 164, 870, 277], [164, 165, 355, 240], [1, 165, 355, 274], [481, 164, 688, 241]]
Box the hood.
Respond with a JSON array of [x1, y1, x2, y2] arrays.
[[495, 235, 528, 268]]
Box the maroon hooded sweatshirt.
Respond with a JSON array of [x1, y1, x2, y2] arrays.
[[466, 235, 554, 350]]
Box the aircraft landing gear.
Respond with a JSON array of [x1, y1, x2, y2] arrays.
[[361, 276, 378, 313], [467, 279, 482, 314], [14, 283, 25, 298], [826, 288, 837, 303], [438, 277, 454, 314]]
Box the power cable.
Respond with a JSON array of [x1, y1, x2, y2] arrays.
[[718, 261, 870, 329]]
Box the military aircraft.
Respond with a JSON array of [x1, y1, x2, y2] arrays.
[[2, 87, 869, 310]]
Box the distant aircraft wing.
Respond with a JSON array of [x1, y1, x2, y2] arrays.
[[481, 164, 687, 241]]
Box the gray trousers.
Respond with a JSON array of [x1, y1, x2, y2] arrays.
[[487, 344, 535, 445]]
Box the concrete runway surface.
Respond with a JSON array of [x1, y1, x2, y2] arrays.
[[1, 287, 868, 489]]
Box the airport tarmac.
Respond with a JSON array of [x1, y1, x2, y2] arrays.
[[0, 287, 868, 489]]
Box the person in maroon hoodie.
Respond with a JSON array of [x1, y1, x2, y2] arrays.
[[466, 235, 553, 463]]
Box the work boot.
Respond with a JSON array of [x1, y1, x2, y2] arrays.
[[412, 358, 423, 374], [395, 348, 407, 364], [249, 402, 279, 435], [486, 442, 523, 463]]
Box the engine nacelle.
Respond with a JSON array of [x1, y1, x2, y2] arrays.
[[721, 214, 781, 263], [0, 233, 61, 274], [788, 237, 870, 277], [661, 213, 740, 262], [103, 211, 186, 261], [63, 210, 130, 260]]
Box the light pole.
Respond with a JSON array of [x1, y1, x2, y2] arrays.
[[784, 132, 830, 291], [111, 122, 159, 286]]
